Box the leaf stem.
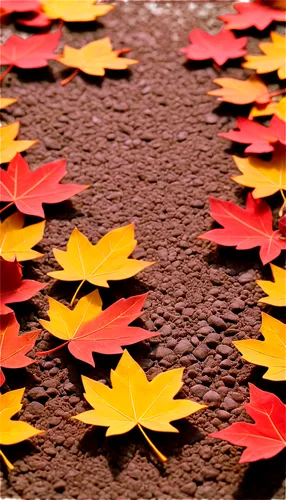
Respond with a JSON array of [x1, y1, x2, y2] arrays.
[[70, 280, 85, 307], [268, 88, 286, 99], [138, 424, 167, 463], [279, 190, 286, 217], [0, 449, 14, 470], [212, 62, 222, 74], [36, 341, 69, 357], [0, 65, 13, 83], [0, 202, 14, 216], [61, 68, 79, 86]]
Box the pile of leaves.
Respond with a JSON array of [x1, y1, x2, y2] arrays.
[[0, 0, 285, 478]]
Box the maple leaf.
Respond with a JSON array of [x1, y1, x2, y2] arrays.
[[57, 37, 138, 86], [208, 75, 271, 105], [38, 292, 157, 365], [232, 147, 286, 215], [234, 313, 285, 381], [0, 312, 40, 386], [0, 153, 89, 218], [48, 223, 154, 305], [218, 2, 286, 31], [0, 259, 45, 315], [180, 28, 247, 66], [0, 30, 61, 82], [210, 384, 286, 463], [257, 264, 286, 307], [249, 96, 286, 120], [0, 97, 17, 109], [73, 350, 206, 462], [243, 32, 286, 80], [0, 212, 45, 262], [0, 0, 40, 14], [198, 193, 286, 265], [42, 0, 114, 22], [0, 122, 38, 164], [0, 388, 44, 469]]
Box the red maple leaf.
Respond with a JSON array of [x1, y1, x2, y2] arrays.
[[0, 153, 89, 218], [210, 384, 286, 463], [0, 0, 40, 14], [180, 28, 247, 66], [16, 10, 51, 28], [218, 2, 286, 31], [0, 312, 40, 386], [0, 259, 45, 315], [0, 30, 61, 82], [198, 193, 286, 265], [218, 116, 285, 153], [38, 293, 157, 366]]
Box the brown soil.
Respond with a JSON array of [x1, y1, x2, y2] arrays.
[[0, 3, 285, 500]]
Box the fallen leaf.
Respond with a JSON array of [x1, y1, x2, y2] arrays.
[[243, 32, 286, 79], [0, 388, 44, 469], [57, 37, 138, 86], [0, 0, 40, 14], [180, 28, 247, 66], [0, 122, 38, 164], [232, 147, 286, 214], [210, 384, 286, 463], [198, 193, 286, 265], [0, 259, 45, 315], [233, 313, 286, 381], [0, 153, 89, 217], [257, 264, 286, 307], [0, 312, 40, 386], [219, 116, 285, 153], [208, 75, 270, 105], [16, 9, 51, 28], [0, 30, 61, 82], [42, 0, 114, 22], [73, 350, 206, 462], [39, 292, 157, 365], [0, 97, 17, 109], [218, 2, 286, 31], [0, 212, 45, 262], [48, 223, 154, 305], [249, 96, 286, 119]]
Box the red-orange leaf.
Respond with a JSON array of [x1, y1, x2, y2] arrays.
[[219, 2, 286, 31]]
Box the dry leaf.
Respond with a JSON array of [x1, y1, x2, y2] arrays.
[[0, 97, 17, 109], [234, 313, 286, 381], [257, 264, 286, 307], [42, 0, 114, 22], [208, 75, 270, 105], [57, 37, 138, 86], [243, 32, 286, 79], [0, 122, 38, 164], [48, 223, 154, 305], [73, 350, 206, 462], [0, 388, 44, 469], [0, 212, 45, 262]]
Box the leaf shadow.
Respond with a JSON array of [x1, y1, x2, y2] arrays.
[[64, 19, 105, 33], [44, 199, 83, 221], [0, 441, 38, 477], [15, 66, 56, 84]]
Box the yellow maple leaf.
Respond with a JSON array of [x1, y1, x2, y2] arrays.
[[208, 75, 270, 105], [42, 0, 114, 22], [243, 32, 286, 80], [257, 264, 286, 307], [40, 289, 102, 340], [232, 147, 286, 213], [0, 122, 38, 164], [57, 37, 138, 86], [0, 388, 44, 469], [234, 313, 286, 381], [0, 212, 45, 262], [249, 97, 286, 120], [73, 350, 206, 462], [0, 98, 18, 110], [48, 223, 154, 305]]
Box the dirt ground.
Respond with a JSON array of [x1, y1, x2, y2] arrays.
[[0, 2, 285, 499]]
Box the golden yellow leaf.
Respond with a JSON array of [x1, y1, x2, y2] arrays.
[[40, 289, 102, 341], [257, 264, 286, 307], [0, 388, 44, 469], [0, 98, 18, 110], [57, 37, 138, 86], [42, 0, 114, 21], [249, 97, 286, 120], [0, 122, 38, 164], [48, 223, 154, 305], [232, 147, 286, 210], [73, 350, 206, 462], [208, 75, 270, 105], [234, 313, 286, 381], [243, 32, 286, 80], [0, 212, 45, 262], [275, 97, 286, 121]]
